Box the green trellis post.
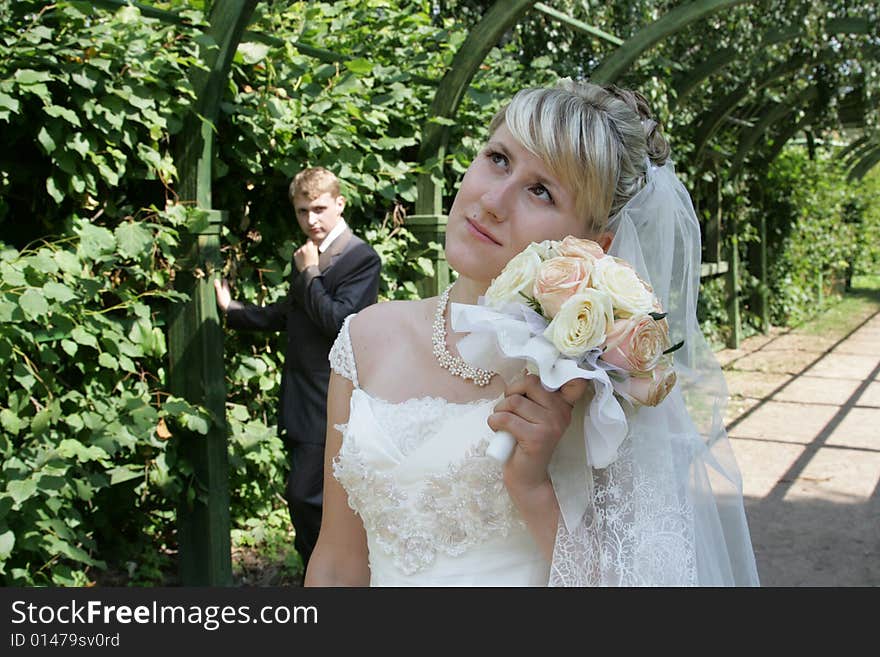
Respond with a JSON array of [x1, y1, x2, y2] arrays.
[[168, 0, 259, 586]]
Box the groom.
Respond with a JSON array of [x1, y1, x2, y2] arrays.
[[214, 167, 381, 568]]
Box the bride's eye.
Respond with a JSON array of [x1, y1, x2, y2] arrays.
[[530, 183, 553, 203], [486, 150, 509, 169]]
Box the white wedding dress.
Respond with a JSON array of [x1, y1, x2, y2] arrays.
[[329, 315, 550, 586], [329, 311, 758, 587]]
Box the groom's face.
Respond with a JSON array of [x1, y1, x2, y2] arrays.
[[445, 124, 587, 285], [294, 191, 345, 247]]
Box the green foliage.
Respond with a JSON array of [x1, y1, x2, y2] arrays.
[[0, 210, 190, 585], [0, 1, 203, 245], [761, 146, 864, 325]]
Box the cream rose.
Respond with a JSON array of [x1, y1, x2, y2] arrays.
[[485, 247, 542, 308], [601, 314, 671, 373], [621, 367, 677, 407], [533, 256, 593, 318], [556, 236, 605, 261], [528, 239, 559, 260], [592, 256, 655, 317], [543, 288, 614, 357]]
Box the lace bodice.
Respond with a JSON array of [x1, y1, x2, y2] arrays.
[[328, 313, 548, 586]]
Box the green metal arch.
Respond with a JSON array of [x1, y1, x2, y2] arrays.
[[729, 86, 818, 173], [849, 144, 880, 181], [692, 53, 809, 162], [764, 112, 814, 165], [838, 135, 873, 164], [842, 136, 879, 169], [692, 43, 880, 163], [672, 17, 873, 107], [590, 0, 751, 84]]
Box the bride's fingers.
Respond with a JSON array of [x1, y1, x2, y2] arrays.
[[492, 392, 547, 425], [505, 373, 559, 408], [559, 378, 589, 407], [487, 410, 537, 443], [506, 373, 586, 413]]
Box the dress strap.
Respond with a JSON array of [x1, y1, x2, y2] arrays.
[[329, 313, 359, 388]]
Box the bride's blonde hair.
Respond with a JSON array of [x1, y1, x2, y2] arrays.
[[489, 78, 670, 233]]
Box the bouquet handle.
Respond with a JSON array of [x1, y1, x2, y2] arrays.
[[486, 430, 516, 462]]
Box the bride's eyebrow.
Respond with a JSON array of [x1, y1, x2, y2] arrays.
[[485, 140, 510, 157]]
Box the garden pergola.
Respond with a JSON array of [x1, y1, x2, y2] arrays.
[[91, 0, 877, 584]]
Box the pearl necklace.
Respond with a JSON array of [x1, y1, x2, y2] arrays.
[[432, 285, 496, 387]]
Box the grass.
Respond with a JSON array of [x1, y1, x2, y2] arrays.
[[798, 274, 880, 338]]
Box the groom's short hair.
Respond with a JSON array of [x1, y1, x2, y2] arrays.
[[289, 167, 341, 203]]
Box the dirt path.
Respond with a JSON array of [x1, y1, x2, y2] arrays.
[[716, 291, 880, 586]]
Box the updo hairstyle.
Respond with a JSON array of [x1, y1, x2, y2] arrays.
[[488, 78, 670, 233]]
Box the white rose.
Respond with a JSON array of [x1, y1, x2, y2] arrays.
[[485, 247, 543, 308], [592, 256, 655, 317], [543, 288, 614, 357], [527, 239, 559, 260]]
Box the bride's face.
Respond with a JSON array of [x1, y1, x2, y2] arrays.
[[445, 124, 589, 285]]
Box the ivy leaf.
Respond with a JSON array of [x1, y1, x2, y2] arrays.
[[0, 91, 20, 118], [57, 439, 109, 464], [14, 69, 52, 85], [31, 408, 52, 435], [345, 58, 374, 75], [107, 466, 143, 485], [46, 176, 65, 204], [98, 352, 118, 369], [60, 340, 78, 357], [0, 409, 21, 435], [19, 289, 50, 320], [37, 126, 57, 154], [43, 282, 76, 303], [6, 479, 37, 505], [44, 104, 82, 127], [115, 222, 153, 259], [76, 223, 116, 258], [53, 250, 80, 275], [237, 42, 271, 65], [0, 299, 15, 322], [70, 327, 98, 349], [0, 530, 14, 561]]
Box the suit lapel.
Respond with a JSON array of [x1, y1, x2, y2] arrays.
[[318, 227, 352, 273]]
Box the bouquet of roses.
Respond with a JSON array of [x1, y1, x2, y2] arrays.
[[450, 236, 682, 464]]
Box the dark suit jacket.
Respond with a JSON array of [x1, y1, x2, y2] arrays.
[[225, 228, 380, 445]]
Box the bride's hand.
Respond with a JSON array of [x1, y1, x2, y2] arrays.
[[487, 374, 589, 492]]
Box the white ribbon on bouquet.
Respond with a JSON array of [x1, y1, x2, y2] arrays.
[[450, 300, 629, 470]]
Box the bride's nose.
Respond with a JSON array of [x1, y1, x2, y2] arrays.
[[480, 180, 513, 223]]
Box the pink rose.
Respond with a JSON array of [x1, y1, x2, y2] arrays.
[[601, 314, 670, 373], [533, 256, 592, 318], [621, 367, 677, 407], [556, 236, 606, 261]]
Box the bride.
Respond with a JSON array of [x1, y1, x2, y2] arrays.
[[304, 79, 760, 586]]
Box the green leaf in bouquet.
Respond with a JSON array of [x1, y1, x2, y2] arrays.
[[649, 311, 667, 321], [518, 292, 545, 317], [663, 340, 685, 355]]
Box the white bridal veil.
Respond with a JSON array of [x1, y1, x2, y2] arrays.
[[548, 160, 760, 586]]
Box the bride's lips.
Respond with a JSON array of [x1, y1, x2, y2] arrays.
[[465, 218, 502, 245]]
